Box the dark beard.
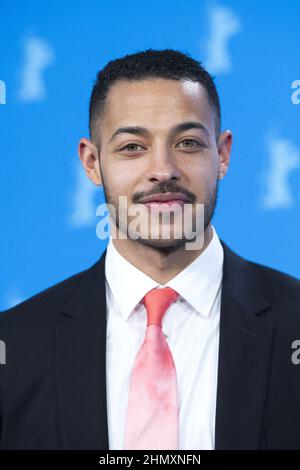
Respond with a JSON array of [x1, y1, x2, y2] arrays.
[[99, 164, 219, 252]]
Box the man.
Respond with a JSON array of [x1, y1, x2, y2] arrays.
[[1, 48, 300, 450]]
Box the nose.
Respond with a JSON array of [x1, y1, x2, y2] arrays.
[[147, 147, 181, 184]]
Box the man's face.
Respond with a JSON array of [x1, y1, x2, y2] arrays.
[[92, 78, 230, 249]]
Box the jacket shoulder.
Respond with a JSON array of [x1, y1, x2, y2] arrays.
[[221, 239, 300, 328], [247, 259, 300, 299], [0, 267, 89, 326], [221, 239, 300, 299], [246, 258, 300, 329]]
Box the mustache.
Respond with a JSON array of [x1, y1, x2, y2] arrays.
[[132, 182, 196, 204]]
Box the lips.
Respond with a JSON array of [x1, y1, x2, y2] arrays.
[[138, 192, 190, 204], [138, 193, 190, 212], [142, 200, 186, 211]]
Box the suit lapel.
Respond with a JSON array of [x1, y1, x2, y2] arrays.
[[55, 250, 109, 449], [215, 240, 274, 449]]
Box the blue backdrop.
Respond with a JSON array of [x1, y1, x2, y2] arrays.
[[1, 0, 299, 310]]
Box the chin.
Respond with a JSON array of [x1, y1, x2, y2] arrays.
[[132, 235, 188, 251]]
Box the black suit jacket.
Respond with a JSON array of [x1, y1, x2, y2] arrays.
[[1, 239, 300, 450]]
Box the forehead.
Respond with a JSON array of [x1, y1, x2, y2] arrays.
[[101, 78, 214, 133]]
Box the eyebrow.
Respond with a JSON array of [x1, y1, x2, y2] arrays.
[[108, 121, 210, 144]]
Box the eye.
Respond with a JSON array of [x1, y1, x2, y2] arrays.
[[119, 139, 204, 153], [119, 143, 145, 152], [177, 139, 202, 148]]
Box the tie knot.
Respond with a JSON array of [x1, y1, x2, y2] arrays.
[[142, 287, 179, 327]]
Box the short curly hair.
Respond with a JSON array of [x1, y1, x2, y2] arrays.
[[89, 48, 221, 145]]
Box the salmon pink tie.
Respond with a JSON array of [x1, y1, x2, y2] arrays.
[[123, 287, 180, 450]]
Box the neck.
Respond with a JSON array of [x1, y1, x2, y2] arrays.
[[110, 224, 213, 285]]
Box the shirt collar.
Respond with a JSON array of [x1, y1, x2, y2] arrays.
[[105, 224, 224, 320]]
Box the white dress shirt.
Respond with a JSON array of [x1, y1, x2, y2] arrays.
[[105, 224, 224, 450]]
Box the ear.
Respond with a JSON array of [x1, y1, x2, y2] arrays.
[[78, 137, 102, 186], [217, 130, 232, 179]]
